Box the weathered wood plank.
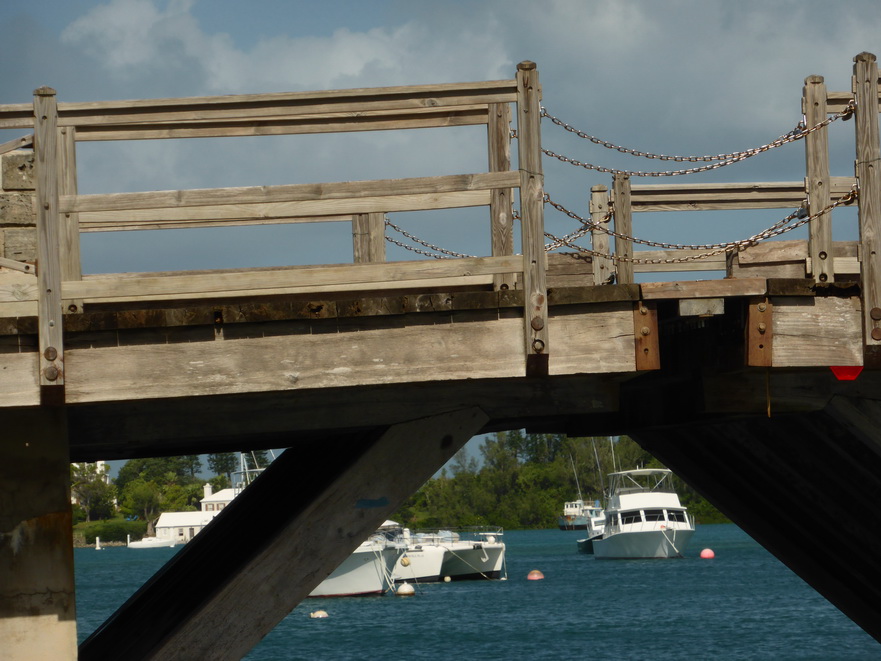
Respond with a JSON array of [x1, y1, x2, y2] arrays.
[[34, 88, 64, 391], [590, 185, 612, 285], [63, 255, 523, 303], [0, 352, 40, 405], [517, 62, 549, 375], [351, 212, 385, 263], [612, 174, 633, 284], [641, 278, 768, 300], [804, 75, 834, 283], [488, 102, 514, 290], [853, 53, 881, 363], [772, 296, 862, 366], [549, 303, 636, 375], [0, 133, 33, 155]]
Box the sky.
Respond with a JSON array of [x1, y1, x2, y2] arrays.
[[2, 0, 878, 472]]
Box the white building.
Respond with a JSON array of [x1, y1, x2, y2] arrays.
[[153, 483, 238, 543]]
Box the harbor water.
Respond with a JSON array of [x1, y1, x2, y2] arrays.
[[75, 525, 878, 660]]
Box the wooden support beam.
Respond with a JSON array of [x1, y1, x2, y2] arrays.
[[57, 127, 82, 313], [612, 174, 633, 284], [79, 408, 489, 661], [853, 52, 881, 365], [804, 75, 834, 283], [352, 212, 385, 263], [488, 102, 515, 290], [33, 87, 64, 399], [590, 185, 611, 285], [516, 61, 549, 376], [0, 407, 77, 660]]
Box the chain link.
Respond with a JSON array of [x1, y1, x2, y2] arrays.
[[539, 102, 855, 177], [384, 217, 476, 259], [543, 187, 858, 263]]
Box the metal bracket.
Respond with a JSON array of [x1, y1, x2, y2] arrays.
[[747, 297, 773, 367], [634, 301, 660, 371]]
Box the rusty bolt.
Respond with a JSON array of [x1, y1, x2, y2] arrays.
[[873, 328, 881, 341], [44, 365, 59, 381], [640, 326, 651, 336], [530, 316, 544, 331], [532, 338, 545, 353], [639, 306, 648, 315], [68, 304, 78, 313], [871, 308, 881, 321], [758, 322, 767, 334], [757, 303, 767, 312], [44, 346, 57, 361]]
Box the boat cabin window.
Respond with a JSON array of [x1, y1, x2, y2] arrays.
[[643, 509, 665, 521], [667, 510, 686, 523], [620, 510, 642, 525]]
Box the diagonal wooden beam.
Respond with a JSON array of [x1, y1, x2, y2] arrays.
[[79, 407, 487, 661]]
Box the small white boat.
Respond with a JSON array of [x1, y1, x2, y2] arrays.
[[127, 536, 177, 549], [437, 529, 506, 581], [391, 528, 447, 583], [308, 535, 404, 597], [592, 468, 694, 559]]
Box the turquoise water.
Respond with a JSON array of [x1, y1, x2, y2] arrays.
[[75, 525, 878, 660]]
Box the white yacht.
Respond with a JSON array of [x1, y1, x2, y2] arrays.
[[592, 468, 695, 559], [308, 534, 405, 597]]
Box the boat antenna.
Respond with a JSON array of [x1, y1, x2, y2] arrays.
[[608, 436, 618, 474], [591, 438, 605, 501], [569, 453, 583, 501]]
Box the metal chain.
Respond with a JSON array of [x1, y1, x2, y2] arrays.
[[538, 101, 855, 177], [543, 186, 858, 263], [384, 217, 476, 259]]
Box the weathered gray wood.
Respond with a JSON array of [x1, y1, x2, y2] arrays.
[[854, 53, 881, 364], [78, 409, 489, 661], [0, 134, 33, 155], [629, 179, 855, 212], [57, 128, 82, 314], [488, 102, 514, 290], [33, 87, 64, 392], [0, 353, 39, 406], [612, 174, 633, 284], [516, 61, 549, 374], [351, 212, 386, 263], [63, 171, 518, 214], [772, 296, 862, 366], [590, 185, 612, 285], [63, 255, 522, 304], [804, 75, 834, 283], [0, 256, 36, 274], [641, 278, 768, 300]]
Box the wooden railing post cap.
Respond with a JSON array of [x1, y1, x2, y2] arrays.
[[33, 86, 57, 96], [854, 52, 877, 64], [591, 184, 608, 193], [804, 75, 824, 85], [517, 61, 537, 71]]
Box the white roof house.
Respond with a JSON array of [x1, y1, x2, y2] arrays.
[[154, 510, 219, 543], [200, 483, 237, 512]]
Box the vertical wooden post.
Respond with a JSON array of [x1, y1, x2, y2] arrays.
[[516, 61, 548, 376], [58, 127, 83, 309], [803, 75, 834, 283], [853, 52, 881, 365], [612, 174, 634, 285], [0, 408, 77, 660], [33, 87, 64, 400], [352, 212, 385, 263], [590, 185, 611, 285], [488, 101, 515, 290]]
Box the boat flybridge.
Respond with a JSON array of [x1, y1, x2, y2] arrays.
[[591, 468, 695, 559]]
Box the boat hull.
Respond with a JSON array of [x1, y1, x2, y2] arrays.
[[593, 528, 694, 559], [393, 543, 446, 583], [309, 542, 402, 597], [439, 541, 506, 580], [127, 537, 176, 549], [576, 534, 602, 554], [558, 515, 588, 531]]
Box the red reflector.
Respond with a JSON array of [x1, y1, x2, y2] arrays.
[[830, 366, 863, 381]]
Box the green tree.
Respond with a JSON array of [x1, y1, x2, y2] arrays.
[[70, 463, 116, 522], [208, 452, 238, 482], [120, 479, 163, 536]]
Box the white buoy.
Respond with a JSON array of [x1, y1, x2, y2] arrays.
[[443, 576, 451, 583], [95, 537, 102, 551], [396, 582, 415, 597], [400, 556, 411, 567], [309, 609, 329, 619], [127, 534, 131, 547]]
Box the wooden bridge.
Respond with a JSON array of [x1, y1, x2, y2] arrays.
[[2, 53, 881, 659]]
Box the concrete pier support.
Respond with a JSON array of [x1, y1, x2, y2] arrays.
[[0, 408, 77, 659]]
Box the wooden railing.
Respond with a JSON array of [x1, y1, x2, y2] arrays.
[[0, 62, 552, 391]]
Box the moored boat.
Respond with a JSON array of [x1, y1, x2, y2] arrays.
[[127, 536, 177, 549], [592, 468, 694, 559], [308, 535, 405, 597]]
